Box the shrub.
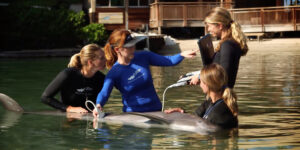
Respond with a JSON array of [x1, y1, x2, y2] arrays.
[[81, 23, 107, 46], [0, 0, 107, 50]]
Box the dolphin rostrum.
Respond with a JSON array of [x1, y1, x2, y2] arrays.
[[0, 93, 222, 134]]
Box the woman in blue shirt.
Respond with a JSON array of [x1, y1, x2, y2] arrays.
[[93, 29, 196, 117]]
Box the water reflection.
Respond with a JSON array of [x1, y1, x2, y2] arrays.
[[85, 120, 239, 149], [0, 111, 21, 131], [1, 42, 300, 149]]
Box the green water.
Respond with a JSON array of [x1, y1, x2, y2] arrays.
[[1, 49, 300, 149]]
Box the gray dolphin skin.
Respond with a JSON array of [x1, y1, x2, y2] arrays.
[[0, 93, 221, 134]]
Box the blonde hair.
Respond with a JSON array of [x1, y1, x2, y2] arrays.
[[200, 63, 238, 116], [205, 7, 248, 56], [68, 44, 102, 69], [104, 29, 131, 69]]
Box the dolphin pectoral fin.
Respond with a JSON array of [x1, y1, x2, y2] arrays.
[[0, 93, 24, 112]]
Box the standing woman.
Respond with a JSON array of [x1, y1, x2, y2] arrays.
[[93, 29, 197, 116], [41, 44, 106, 113], [190, 7, 248, 88], [166, 64, 238, 128]]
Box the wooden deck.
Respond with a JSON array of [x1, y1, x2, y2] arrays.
[[230, 6, 300, 33], [150, 3, 300, 33], [149, 2, 233, 32], [94, 7, 150, 30]]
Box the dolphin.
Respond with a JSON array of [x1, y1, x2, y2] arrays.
[[0, 93, 222, 134]]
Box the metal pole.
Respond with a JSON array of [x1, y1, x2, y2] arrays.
[[146, 24, 150, 51], [125, 0, 129, 30]]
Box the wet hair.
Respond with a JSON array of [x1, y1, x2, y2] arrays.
[[104, 29, 131, 69], [68, 44, 103, 69], [205, 7, 248, 56], [200, 63, 238, 116]]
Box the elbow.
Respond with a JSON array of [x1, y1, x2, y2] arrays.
[[40, 93, 50, 104], [40, 97, 47, 104]]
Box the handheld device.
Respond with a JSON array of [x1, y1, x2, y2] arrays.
[[162, 70, 200, 111], [197, 34, 215, 66]]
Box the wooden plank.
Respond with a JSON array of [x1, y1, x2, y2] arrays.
[[98, 12, 123, 24], [183, 5, 187, 27], [293, 8, 296, 31]]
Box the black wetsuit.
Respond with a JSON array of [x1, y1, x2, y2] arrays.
[[195, 99, 238, 129], [41, 67, 105, 112], [212, 40, 242, 88]]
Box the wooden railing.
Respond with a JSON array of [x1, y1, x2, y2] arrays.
[[149, 2, 233, 29], [229, 6, 300, 32]]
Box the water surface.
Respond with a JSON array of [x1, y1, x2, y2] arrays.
[[0, 46, 300, 149]]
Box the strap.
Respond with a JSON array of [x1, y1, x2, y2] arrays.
[[203, 99, 224, 119]]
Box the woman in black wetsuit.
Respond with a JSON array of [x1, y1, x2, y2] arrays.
[[41, 44, 106, 113], [165, 64, 238, 128], [190, 7, 248, 88]]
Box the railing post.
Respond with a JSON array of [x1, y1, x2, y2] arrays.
[[293, 7, 296, 31], [89, 0, 96, 23], [125, 0, 129, 30], [260, 8, 265, 32], [155, 3, 158, 28], [183, 4, 187, 27], [158, 3, 162, 34]]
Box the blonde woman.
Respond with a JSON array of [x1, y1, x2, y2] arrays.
[[190, 7, 248, 88], [165, 63, 238, 128], [41, 44, 106, 113]]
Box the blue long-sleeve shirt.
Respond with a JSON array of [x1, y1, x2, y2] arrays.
[[96, 51, 184, 112]]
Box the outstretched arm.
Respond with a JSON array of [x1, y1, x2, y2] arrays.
[[147, 50, 197, 66], [41, 70, 88, 113], [180, 50, 198, 58], [93, 77, 114, 117], [96, 77, 114, 108], [41, 70, 69, 112]]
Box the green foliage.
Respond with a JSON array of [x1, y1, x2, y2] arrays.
[[81, 24, 108, 46], [0, 1, 108, 50], [8, 0, 81, 8], [68, 11, 86, 34]]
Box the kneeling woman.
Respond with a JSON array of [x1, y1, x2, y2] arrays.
[[165, 63, 238, 128]]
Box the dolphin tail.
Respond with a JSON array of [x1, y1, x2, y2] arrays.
[[0, 93, 24, 112]]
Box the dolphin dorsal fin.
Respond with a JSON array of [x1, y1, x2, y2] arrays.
[[126, 112, 171, 124]]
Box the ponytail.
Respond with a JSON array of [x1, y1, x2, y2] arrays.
[[200, 63, 238, 116], [104, 29, 131, 69], [104, 42, 118, 69], [205, 7, 248, 56], [67, 44, 103, 69], [222, 87, 238, 116], [231, 21, 248, 56], [68, 53, 82, 69]]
